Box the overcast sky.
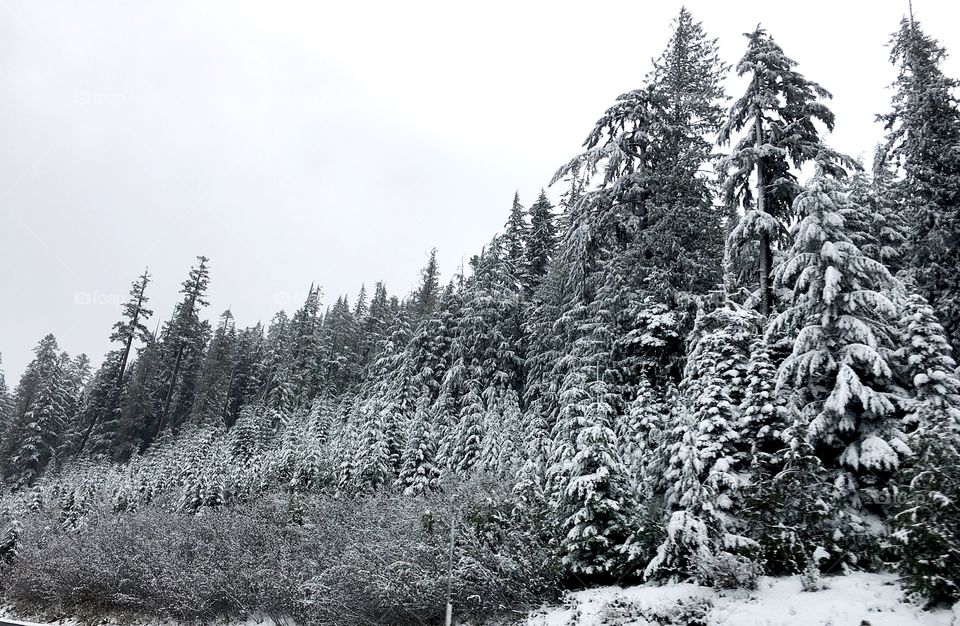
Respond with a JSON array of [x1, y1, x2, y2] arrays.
[[1, 0, 958, 381]]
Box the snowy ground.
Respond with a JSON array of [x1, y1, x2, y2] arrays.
[[524, 573, 956, 626]]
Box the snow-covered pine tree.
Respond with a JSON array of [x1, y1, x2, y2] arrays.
[[773, 171, 906, 505], [648, 305, 759, 580], [261, 311, 295, 422], [224, 323, 266, 427], [76, 270, 154, 455], [523, 189, 557, 292], [619, 374, 668, 495], [2, 335, 71, 485], [0, 354, 12, 452], [503, 192, 528, 271], [888, 291, 960, 603], [555, 369, 636, 578], [479, 386, 523, 476], [189, 310, 238, 426], [720, 27, 854, 314], [397, 399, 441, 495], [846, 149, 909, 273], [288, 285, 323, 409], [448, 381, 484, 475], [739, 336, 792, 472], [744, 410, 841, 575], [77, 270, 153, 458], [153, 256, 212, 438], [896, 292, 960, 433], [881, 17, 960, 348], [413, 248, 441, 319], [319, 295, 361, 395]]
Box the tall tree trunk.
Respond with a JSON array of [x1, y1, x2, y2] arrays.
[[754, 102, 773, 316], [158, 344, 185, 436]]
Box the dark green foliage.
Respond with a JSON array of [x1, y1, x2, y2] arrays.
[[881, 19, 960, 347]]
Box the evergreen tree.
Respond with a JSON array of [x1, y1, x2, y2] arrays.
[[555, 371, 636, 578], [897, 292, 960, 433], [413, 248, 441, 317], [720, 27, 854, 314], [889, 291, 960, 603], [523, 190, 557, 289], [649, 305, 759, 580], [155, 256, 212, 437], [739, 336, 792, 471], [502, 192, 527, 270], [846, 150, 909, 273], [773, 172, 906, 504], [319, 295, 360, 394], [0, 354, 13, 450], [189, 310, 238, 426], [881, 17, 960, 347], [121, 334, 162, 457], [224, 323, 266, 427], [3, 335, 71, 485], [397, 400, 441, 495], [261, 312, 295, 420]]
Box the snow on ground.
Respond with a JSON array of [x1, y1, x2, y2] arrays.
[[524, 573, 956, 626]]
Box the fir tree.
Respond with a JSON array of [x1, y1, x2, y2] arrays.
[[881, 17, 960, 346], [3, 335, 71, 485], [523, 189, 557, 289], [288, 285, 323, 409], [739, 336, 792, 471], [413, 248, 441, 318], [189, 310, 238, 426], [721, 27, 854, 314], [555, 371, 636, 578], [397, 400, 441, 495], [155, 256, 212, 438], [773, 172, 906, 504], [0, 354, 13, 450], [889, 291, 960, 603], [502, 192, 527, 270], [650, 305, 759, 580]]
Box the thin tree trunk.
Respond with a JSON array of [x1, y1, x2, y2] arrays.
[[158, 344, 184, 436]]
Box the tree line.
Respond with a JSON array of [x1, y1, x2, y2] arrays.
[[2, 8, 960, 605]]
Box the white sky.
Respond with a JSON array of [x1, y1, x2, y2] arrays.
[[1, 0, 958, 381]]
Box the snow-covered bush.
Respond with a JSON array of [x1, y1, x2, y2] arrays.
[[696, 551, 761, 590], [2, 478, 560, 625], [645, 596, 714, 626], [800, 562, 828, 592]]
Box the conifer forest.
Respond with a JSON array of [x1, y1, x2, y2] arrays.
[[2, 7, 960, 626]]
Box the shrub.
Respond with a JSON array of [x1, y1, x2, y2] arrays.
[[695, 551, 760, 590], [1, 478, 561, 625]]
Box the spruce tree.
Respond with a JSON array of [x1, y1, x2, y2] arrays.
[[773, 172, 906, 504], [288, 285, 323, 408], [3, 335, 71, 485], [888, 291, 960, 603], [881, 17, 960, 347], [555, 371, 635, 578], [189, 310, 238, 426], [105, 269, 153, 397], [413, 248, 441, 318], [523, 190, 557, 289], [155, 256, 212, 437], [720, 27, 853, 314], [0, 355, 13, 452], [649, 305, 759, 580], [397, 400, 441, 495], [502, 192, 527, 270]]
